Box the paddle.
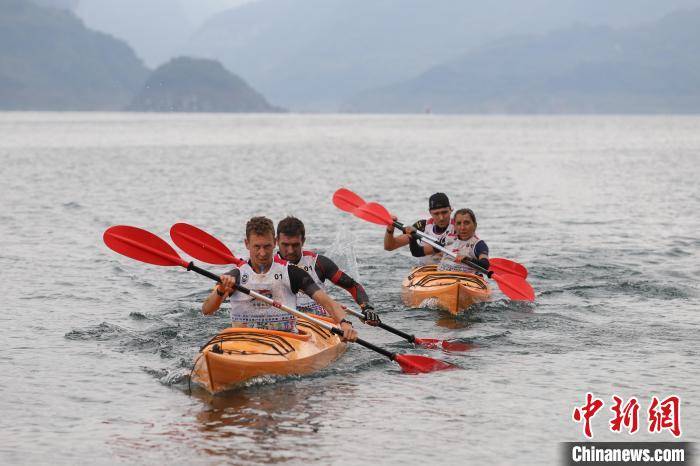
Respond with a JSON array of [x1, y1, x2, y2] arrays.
[[332, 188, 529, 278], [104, 225, 458, 374], [170, 222, 471, 352], [489, 258, 528, 279], [332, 187, 366, 213], [351, 201, 536, 302]]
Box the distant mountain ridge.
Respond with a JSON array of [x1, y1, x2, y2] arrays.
[[74, 0, 192, 68], [0, 1, 280, 112], [0, 0, 148, 110], [128, 57, 283, 112], [184, 0, 700, 111], [343, 8, 700, 113]]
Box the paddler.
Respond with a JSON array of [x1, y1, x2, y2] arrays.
[[384, 192, 456, 264], [202, 216, 357, 341], [275, 216, 380, 325], [410, 208, 490, 275]]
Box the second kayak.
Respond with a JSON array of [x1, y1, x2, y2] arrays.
[[191, 316, 346, 394], [401, 264, 491, 315]]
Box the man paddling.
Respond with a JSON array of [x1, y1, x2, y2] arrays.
[[202, 216, 357, 341], [384, 192, 455, 264], [275, 216, 380, 325]]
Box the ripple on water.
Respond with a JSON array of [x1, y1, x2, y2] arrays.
[[65, 322, 128, 341]]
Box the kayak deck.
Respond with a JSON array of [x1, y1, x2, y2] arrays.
[[401, 264, 491, 315], [192, 316, 346, 393]]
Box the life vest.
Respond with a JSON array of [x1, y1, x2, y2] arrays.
[[229, 256, 298, 332], [289, 251, 329, 316], [437, 234, 483, 274], [418, 218, 456, 265]]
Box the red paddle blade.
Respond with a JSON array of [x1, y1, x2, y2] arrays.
[[394, 354, 459, 373], [490, 257, 528, 279], [170, 223, 244, 266], [103, 225, 188, 268], [353, 202, 393, 227], [441, 340, 475, 352], [492, 272, 535, 302], [332, 188, 366, 213], [413, 338, 474, 352]]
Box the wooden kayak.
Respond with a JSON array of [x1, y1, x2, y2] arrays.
[[401, 264, 491, 315], [191, 316, 346, 394]]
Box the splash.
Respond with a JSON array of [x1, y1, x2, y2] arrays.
[[323, 229, 360, 281]]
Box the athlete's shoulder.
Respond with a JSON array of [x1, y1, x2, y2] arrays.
[[413, 219, 428, 231], [302, 250, 317, 258], [274, 255, 288, 266]]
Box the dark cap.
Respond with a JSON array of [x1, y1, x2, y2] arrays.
[[429, 192, 450, 210]]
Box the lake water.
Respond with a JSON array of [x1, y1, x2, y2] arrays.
[[0, 113, 698, 465]]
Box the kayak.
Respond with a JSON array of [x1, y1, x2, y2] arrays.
[[401, 264, 491, 315], [191, 316, 346, 394]]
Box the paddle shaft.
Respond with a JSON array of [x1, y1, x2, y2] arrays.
[[186, 262, 398, 361], [392, 220, 491, 276], [343, 306, 418, 344]]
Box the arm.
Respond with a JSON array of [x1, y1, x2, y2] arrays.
[[384, 218, 426, 251], [456, 241, 490, 269], [201, 269, 239, 315], [384, 231, 411, 251], [473, 240, 490, 268], [310, 289, 347, 324], [288, 265, 357, 341], [408, 233, 435, 257], [315, 255, 371, 307]]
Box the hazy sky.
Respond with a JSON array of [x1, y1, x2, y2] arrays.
[[177, 0, 254, 28]]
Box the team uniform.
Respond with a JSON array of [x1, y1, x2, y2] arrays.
[[437, 235, 489, 274], [223, 255, 320, 332], [281, 251, 371, 316], [410, 218, 456, 265]]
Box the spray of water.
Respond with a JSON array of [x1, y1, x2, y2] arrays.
[[323, 229, 360, 282]]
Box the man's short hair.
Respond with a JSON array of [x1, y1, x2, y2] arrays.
[[277, 216, 305, 240], [246, 216, 275, 239]]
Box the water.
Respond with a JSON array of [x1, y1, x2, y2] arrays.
[[1, 113, 698, 465]]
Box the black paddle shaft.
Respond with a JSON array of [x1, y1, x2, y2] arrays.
[[329, 327, 396, 360], [186, 262, 399, 361], [375, 322, 416, 344]]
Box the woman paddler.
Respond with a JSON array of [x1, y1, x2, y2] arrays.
[[409, 208, 490, 275]]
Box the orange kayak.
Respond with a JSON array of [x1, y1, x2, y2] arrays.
[[191, 316, 346, 394], [401, 265, 491, 315]]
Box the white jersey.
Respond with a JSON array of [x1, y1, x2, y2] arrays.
[[418, 218, 456, 265], [229, 256, 298, 332], [437, 234, 483, 274], [291, 251, 329, 316]]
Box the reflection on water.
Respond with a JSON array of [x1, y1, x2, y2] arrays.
[[110, 379, 358, 464]]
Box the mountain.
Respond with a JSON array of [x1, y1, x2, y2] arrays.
[[343, 8, 700, 113], [73, 0, 253, 68], [184, 0, 700, 111], [0, 0, 149, 110], [128, 56, 283, 112], [75, 0, 192, 68]]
